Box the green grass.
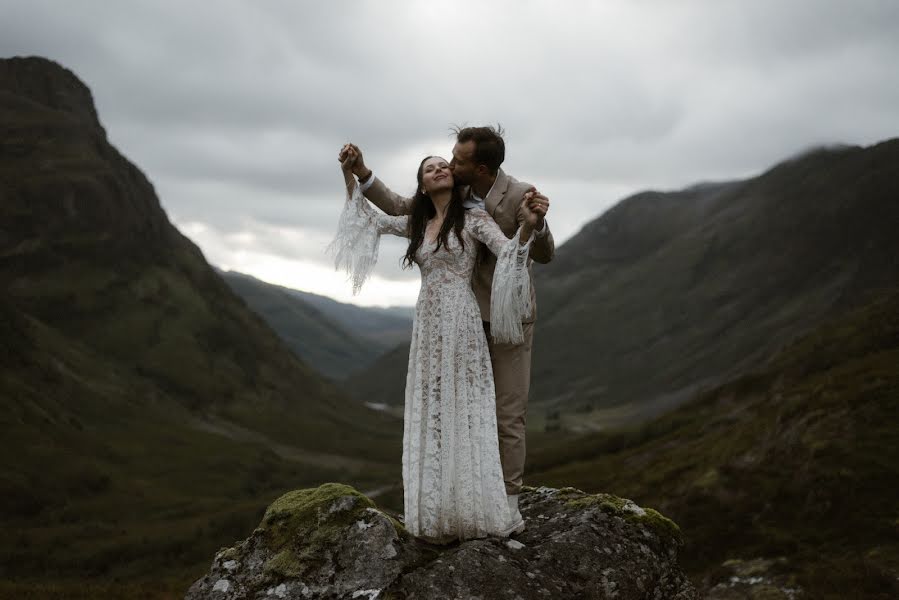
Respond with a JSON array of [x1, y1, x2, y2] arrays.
[[0, 579, 189, 600], [526, 288, 899, 599], [0, 256, 403, 592], [0, 325, 400, 580]]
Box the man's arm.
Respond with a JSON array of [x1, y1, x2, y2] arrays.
[[362, 176, 415, 216], [340, 143, 414, 216]]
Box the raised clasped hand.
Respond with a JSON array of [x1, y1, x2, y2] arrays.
[[340, 144, 358, 172], [523, 189, 549, 229]]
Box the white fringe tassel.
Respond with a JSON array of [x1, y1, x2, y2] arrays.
[[489, 227, 534, 344], [326, 183, 380, 295]]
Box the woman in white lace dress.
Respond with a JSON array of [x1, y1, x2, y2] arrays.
[[330, 151, 540, 543]]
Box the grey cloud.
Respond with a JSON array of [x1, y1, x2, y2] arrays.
[[3, 0, 898, 304]]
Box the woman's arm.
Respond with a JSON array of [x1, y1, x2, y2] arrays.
[[469, 199, 537, 256], [327, 155, 409, 295]]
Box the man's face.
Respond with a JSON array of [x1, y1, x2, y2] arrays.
[[450, 140, 477, 185]]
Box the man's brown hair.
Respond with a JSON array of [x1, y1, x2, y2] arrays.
[[454, 124, 506, 174]]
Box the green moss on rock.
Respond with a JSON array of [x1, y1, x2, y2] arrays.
[[266, 549, 305, 578], [216, 545, 240, 562], [257, 483, 405, 579], [555, 486, 587, 501], [563, 489, 682, 542], [640, 507, 682, 542], [261, 483, 373, 548]]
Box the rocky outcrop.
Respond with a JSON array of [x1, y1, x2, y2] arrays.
[[0, 55, 102, 130], [186, 483, 696, 599], [1, 56, 182, 263]]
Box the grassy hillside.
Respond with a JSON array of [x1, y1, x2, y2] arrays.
[[343, 341, 411, 406], [0, 56, 402, 594], [220, 270, 412, 380], [219, 270, 398, 380], [290, 288, 413, 347], [528, 286, 899, 599], [0, 300, 394, 580], [530, 140, 899, 424]]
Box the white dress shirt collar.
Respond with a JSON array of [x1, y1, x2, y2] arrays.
[[463, 176, 498, 210]]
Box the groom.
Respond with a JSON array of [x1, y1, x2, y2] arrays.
[[339, 126, 554, 531]]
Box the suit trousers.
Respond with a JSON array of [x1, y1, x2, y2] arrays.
[[483, 320, 534, 496]]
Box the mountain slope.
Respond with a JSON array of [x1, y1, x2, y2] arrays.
[[530, 139, 899, 421], [0, 56, 401, 586], [0, 55, 399, 452], [0, 298, 363, 581], [528, 285, 899, 599], [219, 270, 411, 379], [290, 288, 413, 348], [343, 341, 411, 406]]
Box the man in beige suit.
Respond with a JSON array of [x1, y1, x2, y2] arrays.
[[339, 126, 554, 531]]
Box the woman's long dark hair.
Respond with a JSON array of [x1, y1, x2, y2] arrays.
[[402, 156, 466, 269]]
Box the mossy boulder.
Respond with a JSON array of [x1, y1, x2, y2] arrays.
[[258, 483, 406, 579], [186, 483, 415, 599], [186, 483, 695, 599]]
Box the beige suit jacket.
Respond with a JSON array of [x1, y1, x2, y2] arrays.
[[363, 168, 555, 323]]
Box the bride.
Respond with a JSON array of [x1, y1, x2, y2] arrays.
[[330, 147, 541, 542]]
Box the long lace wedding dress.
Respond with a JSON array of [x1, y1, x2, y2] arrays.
[[329, 182, 534, 541]]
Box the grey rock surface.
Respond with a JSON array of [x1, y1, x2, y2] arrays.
[[186, 483, 697, 599]]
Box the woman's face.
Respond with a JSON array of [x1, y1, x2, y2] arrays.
[[420, 156, 454, 194]]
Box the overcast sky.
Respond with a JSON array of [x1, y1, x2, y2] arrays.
[[3, 0, 898, 306]]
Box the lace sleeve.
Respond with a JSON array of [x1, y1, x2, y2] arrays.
[[327, 182, 409, 295], [467, 210, 534, 344]]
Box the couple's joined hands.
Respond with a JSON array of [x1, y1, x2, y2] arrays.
[[339, 143, 370, 180], [522, 189, 548, 231]]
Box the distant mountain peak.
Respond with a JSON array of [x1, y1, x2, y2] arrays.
[[1, 56, 181, 257], [782, 141, 859, 162], [0, 55, 102, 131]]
